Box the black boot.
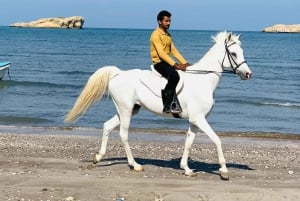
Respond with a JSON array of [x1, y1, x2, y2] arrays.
[[170, 92, 182, 113], [161, 89, 172, 113], [161, 89, 182, 113]]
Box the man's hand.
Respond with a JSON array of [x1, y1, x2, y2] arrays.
[[174, 63, 186, 71], [184, 63, 192, 68], [174, 63, 191, 71]]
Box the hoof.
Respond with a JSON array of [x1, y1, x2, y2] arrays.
[[87, 164, 96, 169], [134, 165, 144, 172], [184, 171, 197, 177], [93, 154, 100, 164], [220, 172, 229, 180]]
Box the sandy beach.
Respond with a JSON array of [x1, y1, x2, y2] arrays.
[[0, 129, 299, 201]]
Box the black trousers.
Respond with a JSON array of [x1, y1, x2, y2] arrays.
[[154, 61, 179, 91]]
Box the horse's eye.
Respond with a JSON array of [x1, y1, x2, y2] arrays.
[[231, 52, 237, 58]]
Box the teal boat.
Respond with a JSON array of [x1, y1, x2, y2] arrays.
[[0, 62, 11, 80]]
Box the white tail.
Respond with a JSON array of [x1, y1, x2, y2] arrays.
[[65, 66, 120, 123]]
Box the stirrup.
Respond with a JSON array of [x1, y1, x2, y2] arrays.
[[161, 89, 182, 114], [170, 100, 182, 113]]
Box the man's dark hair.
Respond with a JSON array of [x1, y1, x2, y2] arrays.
[[157, 10, 171, 21]]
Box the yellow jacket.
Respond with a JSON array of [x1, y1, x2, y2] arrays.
[[150, 27, 187, 66]]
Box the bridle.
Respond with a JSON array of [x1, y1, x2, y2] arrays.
[[185, 41, 247, 75], [222, 41, 247, 74]]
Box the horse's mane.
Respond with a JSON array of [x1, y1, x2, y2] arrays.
[[212, 31, 241, 45]]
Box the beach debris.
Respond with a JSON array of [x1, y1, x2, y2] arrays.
[[154, 193, 167, 201], [115, 198, 125, 201], [288, 170, 294, 175], [63, 196, 75, 201]]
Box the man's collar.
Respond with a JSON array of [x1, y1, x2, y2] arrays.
[[157, 27, 170, 36]]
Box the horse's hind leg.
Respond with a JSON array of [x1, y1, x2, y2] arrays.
[[93, 114, 120, 164], [94, 104, 141, 164], [118, 111, 144, 172]]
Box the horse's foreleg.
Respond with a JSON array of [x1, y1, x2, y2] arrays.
[[94, 114, 120, 164], [192, 115, 229, 180], [119, 114, 144, 172], [180, 124, 197, 176]]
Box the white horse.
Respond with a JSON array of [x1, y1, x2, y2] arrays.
[[65, 31, 252, 180]]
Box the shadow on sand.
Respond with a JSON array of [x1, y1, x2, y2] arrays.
[[89, 157, 254, 176]]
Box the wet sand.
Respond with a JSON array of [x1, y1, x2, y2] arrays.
[[0, 129, 299, 201]]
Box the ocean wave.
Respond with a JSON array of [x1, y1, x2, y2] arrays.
[[57, 70, 93, 76], [0, 116, 51, 124], [0, 80, 80, 89], [261, 102, 300, 108], [25, 51, 103, 57], [217, 97, 300, 109]]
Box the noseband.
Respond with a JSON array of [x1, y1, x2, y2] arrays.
[[222, 42, 247, 74]]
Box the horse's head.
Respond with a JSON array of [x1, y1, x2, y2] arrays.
[[213, 31, 252, 80]]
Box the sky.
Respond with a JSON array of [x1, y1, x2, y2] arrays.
[[1, 0, 299, 31]]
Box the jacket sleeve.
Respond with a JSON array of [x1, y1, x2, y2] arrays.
[[151, 34, 176, 66]]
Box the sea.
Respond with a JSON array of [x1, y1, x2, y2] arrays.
[[0, 26, 299, 135]]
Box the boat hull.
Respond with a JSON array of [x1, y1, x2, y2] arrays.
[[0, 62, 11, 80]]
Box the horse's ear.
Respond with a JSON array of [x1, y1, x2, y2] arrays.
[[237, 33, 242, 40], [227, 32, 232, 42]]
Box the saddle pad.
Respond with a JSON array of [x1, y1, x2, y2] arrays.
[[139, 69, 184, 97]]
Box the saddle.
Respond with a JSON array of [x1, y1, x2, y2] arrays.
[[139, 65, 184, 97]]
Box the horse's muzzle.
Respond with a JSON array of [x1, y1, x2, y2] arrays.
[[239, 71, 252, 80], [246, 72, 252, 79]]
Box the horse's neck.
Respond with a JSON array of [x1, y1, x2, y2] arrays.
[[188, 44, 224, 90], [191, 44, 223, 72]]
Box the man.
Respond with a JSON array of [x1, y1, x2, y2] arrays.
[[150, 10, 190, 113]]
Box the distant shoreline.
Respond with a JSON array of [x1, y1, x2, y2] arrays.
[[0, 26, 271, 32], [1, 125, 299, 140], [3, 25, 300, 33]]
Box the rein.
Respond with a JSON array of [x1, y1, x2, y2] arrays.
[[185, 69, 233, 74], [185, 41, 247, 75]]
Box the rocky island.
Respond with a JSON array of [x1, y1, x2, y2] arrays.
[[263, 24, 300, 33], [9, 16, 84, 29]]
